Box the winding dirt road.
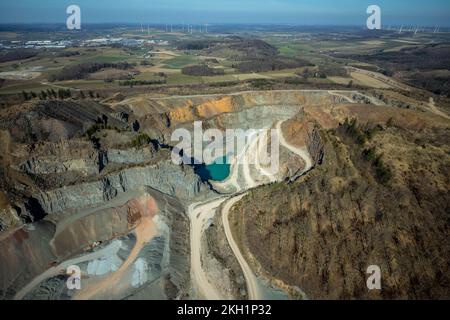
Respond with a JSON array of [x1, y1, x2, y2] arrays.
[[221, 194, 262, 299], [14, 240, 123, 300], [276, 121, 313, 172], [188, 198, 229, 300], [75, 196, 158, 300], [189, 120, 313, 300], [15, 194, 158, 300]]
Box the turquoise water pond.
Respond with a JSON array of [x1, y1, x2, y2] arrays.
[[195, 156, 230, 182]]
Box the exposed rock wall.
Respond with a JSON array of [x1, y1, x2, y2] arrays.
[[36, 161, 204, 215], [155, 190, 191, 299], [0, 189, 191, 300], [19, 157, 100, 176], [204, 208, 248, 299], [107, 147, 154, 165], [229, 121, 450, 299], [305, 124, 325, 167]]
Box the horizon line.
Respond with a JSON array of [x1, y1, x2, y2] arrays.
[[0, 22, 448, 28]]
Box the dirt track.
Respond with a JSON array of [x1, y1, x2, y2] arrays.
[[189, 120, 313, 299], [75, 196, 158, 300]]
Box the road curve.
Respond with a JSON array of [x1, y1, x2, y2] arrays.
[[276, 121, 313, 172], [188, 198, 229, 300], [221, 194, 262, 300], [189, 120, 313, 300], [14, 240, 123, 300]]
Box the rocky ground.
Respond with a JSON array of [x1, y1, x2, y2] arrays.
[[0, 97, 210, 299], [0, 89, 448, 300], [229, 105, 450, 299], [204, 205, 248, 300]]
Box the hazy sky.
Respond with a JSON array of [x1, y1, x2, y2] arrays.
[[0, 0, 449, 26]]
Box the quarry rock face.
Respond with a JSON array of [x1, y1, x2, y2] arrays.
[[35, 161, 203, 215], [0, 90, 449, 300], [107, 147, 155, 165], [0, 95, 211, 299], [228, 106, 450, 299], [0, 189, 190, 300]]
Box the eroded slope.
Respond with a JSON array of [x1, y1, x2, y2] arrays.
[[229, 107, 450, 299]]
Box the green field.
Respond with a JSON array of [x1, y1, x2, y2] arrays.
[[71, 55, 131, 64], [0, 82, 53, 94], [163, 55, 199, 69], [166, 73, 203, 85]]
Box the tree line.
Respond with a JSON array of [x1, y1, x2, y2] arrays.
[[48, 62, 136, 81], [22, 89, 101, 101]]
